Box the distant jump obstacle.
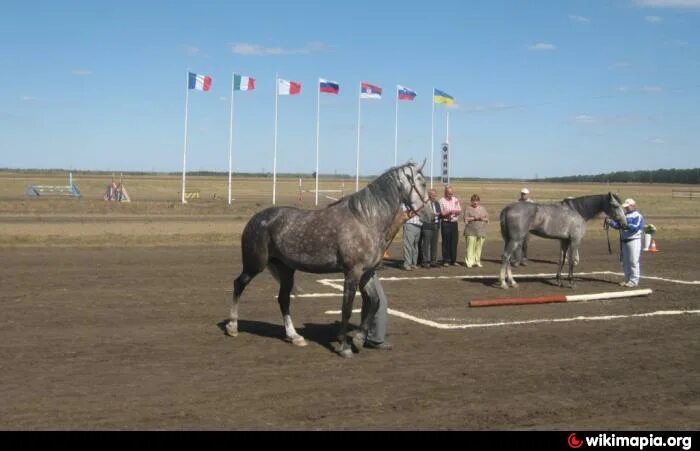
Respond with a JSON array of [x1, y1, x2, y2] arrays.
[[178, 190, 200, 202], [298, 178, 345, 202], [26, 173, 81, 198], [104, 174, 131, 202], [469, 288, 653, 308]]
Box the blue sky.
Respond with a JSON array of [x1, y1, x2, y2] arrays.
[[1, 0, 699, 179]]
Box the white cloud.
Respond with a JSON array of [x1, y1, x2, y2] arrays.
[[184, 45, 200, 56], [634, 0, 700, 8], [650, 137, 666, 144], [528, 42, 556, 51], [571, 114, 642, 125], [610, 61, 632, 69], [645, 15, 664, 22], [231, 41, 328, 56], [642, 85, 664, 92], [573, 114, 596, 124], [71, 69, 93, 76], [617, 86, 631, 92], [569, 14, 590, 24], [21, 96, 37, 101], [461, 102, 514, 113]]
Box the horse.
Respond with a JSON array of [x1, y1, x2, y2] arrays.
[[498, 193, 627, 289], [226, 161, 434, 358]]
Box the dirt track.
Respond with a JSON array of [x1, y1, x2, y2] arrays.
[[1, 239, 698, 430]]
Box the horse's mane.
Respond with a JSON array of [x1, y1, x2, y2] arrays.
[[327, 164, 409, 221], [561, 193, 619, 220]]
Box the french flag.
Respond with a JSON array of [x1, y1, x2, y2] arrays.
[[188, 72, 212, 91], [319, 78, 340, 95], [360, 82, 382, 99], [397, 85, 417, 101]]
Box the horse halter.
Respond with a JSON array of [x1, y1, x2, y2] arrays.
[[401, 165, 428, 216]]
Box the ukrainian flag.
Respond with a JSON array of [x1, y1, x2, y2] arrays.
[[433, 88, 454, 105]]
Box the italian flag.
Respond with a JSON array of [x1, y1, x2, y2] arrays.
[[278, 78, 302, 96], [233, 74, 255, 91]]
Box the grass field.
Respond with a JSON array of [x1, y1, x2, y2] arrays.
[[1, 170, 698, 247]]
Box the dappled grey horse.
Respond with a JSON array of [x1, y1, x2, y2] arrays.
[[226, 161, 433, 358], [498, 193, 627, 289]]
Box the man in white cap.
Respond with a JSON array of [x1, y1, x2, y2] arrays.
[[513, 187, 534, 266], [606, 198, 645, 287], [519, 187, 533, 203]]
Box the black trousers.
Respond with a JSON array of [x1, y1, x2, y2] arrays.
[[515, 235, 529, 263], [441, 221, 459, 264]]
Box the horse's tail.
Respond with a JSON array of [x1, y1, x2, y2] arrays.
[[239, 209, 276, 276], [499, 206, 511, 242]]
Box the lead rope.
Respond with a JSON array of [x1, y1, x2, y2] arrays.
[[603, 218, 612, 254]]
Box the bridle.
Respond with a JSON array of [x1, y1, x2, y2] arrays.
[[401, 165, 428, 216]]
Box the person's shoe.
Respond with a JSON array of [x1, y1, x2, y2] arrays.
[[402, 266, 413, 271], [364, 341, 393, 350], [465, 263, 472, 268], [619, 281, 628, 287], [476, 263, 483, 268], [421, 264, 431, 269], [443, 263, 450, 267], [623, 281, 638, 288], [520, 260, 529, 266], [451, 262, 459, 266], [430, 263, 440, 268], [511, 261, 520, 267]]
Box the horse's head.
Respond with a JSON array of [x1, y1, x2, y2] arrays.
[[398, 159, 434, 224], [606, 193, 628, 228]]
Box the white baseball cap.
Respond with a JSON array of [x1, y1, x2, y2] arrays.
[[621, 198, 636, 208], [521, 188, 530, 194]]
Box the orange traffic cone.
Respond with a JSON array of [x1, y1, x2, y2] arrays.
[[649, 239, 658, 253], [383, 250, 390, 259]]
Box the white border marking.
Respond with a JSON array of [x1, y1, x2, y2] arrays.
[[318, 271, 700, 285], [323, 309, 700, 329]]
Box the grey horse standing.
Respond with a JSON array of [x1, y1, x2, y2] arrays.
[[498, 193, 627, 289], [226, 161, 433, 358]]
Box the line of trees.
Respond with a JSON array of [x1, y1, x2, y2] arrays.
[[2, 167, 699, 184], [538, 168, 700, 185]]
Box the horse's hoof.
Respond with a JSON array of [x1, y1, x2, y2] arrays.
[[351, 334, 365, 353], [338, 348, 353, 358], [509, 281, 518, 288], [286, 335, 308, 347], [499, 283, 509, 290], [225, 321, 238, 337]]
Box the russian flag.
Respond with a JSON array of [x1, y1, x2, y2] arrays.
[[360, 82, 382, 99], [397, 85, 417, 101], [319, 78, 340, 95], [188, 72, 212, 91]]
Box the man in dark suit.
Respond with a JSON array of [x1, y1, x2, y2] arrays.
[[420, 189, 442, 268]]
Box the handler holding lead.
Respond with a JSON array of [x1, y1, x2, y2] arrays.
[[606, 198, 645, 288]]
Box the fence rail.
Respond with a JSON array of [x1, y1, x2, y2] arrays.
[[672, 190, 700, 199]]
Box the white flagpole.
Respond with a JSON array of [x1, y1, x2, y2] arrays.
[[394, 85, 399, 167], [430, 87, 435, 189], [446, 110, 450, 185], [228, 73, 235, 205], [355, 82, 362, 192], [182, 71, 190, 204], [315, 79, 321, 206], [273, 74, 279, 205]]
